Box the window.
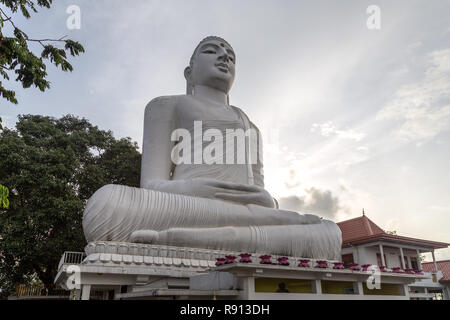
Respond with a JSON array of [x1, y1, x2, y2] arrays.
[[342, 254, 354, 268], [376, 253, 387, 267], [410, 257, 419, 270], [398, 256, 409, 269]]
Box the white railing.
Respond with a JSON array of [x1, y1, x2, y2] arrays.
[[58, 251, 86, 271]]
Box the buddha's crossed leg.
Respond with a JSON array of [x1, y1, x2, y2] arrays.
[[129, 221, 342, 259]]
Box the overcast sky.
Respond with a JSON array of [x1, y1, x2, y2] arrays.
[[1, 0, 449, 260]]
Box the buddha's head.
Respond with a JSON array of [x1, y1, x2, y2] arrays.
[[185, 36, 236, 96]]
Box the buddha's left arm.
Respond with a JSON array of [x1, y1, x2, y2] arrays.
[[250, 121, 265, 188], [250, 122, 279, 209]]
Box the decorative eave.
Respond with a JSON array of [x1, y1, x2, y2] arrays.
[[341, 234, 449, 249]]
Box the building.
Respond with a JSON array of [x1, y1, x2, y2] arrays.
[[409, 260, 450, 300], [337, 213, 449, 300], [52, 215, 449, 300], [52, 213, 449, 300]]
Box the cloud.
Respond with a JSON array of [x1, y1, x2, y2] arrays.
[[311, 121, 366, 142], [377, 48, 450, 143], [279, 187, 341, 219]]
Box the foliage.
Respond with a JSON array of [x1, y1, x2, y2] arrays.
[[0, 0, 84, 104], [0, 114, 141, 298]]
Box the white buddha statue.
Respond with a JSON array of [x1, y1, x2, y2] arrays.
[[83, 36, 342, 259]]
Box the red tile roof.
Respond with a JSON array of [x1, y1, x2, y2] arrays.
[[337, 215, 449, 249], [337, 215, 384, 244], [422, 260, 450, 283]]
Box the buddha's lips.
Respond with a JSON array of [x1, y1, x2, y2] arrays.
[[216, 63, 229, 72]]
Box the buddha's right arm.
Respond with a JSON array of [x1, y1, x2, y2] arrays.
[[140, 96, 177, 189]]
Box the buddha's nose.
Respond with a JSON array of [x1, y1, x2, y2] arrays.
[[218, 50, 230, 62]]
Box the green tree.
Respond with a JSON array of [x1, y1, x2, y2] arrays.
[[0, 0, 84, 104], [0, 114, 141, 298]]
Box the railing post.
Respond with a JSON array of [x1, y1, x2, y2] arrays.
[[416, 249, 422, 270], [432, 250, 438, 272]]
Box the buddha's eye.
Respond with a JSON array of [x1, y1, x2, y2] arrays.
[[203, 50, 216, 54]]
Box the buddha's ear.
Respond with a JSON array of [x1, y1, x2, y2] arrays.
[[184, 67, 192, 81], [184, 66, 194, 95]]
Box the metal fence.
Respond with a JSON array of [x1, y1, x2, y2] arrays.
[[16, 285, 70, 297], [58, 251, 86, 271]]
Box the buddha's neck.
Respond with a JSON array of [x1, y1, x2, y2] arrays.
[[193, 85, 229, 107]]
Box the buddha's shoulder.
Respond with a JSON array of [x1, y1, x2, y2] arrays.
[[146, 95, 182, 107], [230, 105, 261, 131], [145, 95, 191, 116], [146, 95, 197, 110]]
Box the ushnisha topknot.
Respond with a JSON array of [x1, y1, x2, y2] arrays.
[[189, 36, 234, 68]]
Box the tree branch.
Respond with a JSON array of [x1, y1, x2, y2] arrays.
[[0, 8, 68, 46]]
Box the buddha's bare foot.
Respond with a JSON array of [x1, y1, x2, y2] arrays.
[[246, 204, 322, 225], [130, 226, 247, 250], [129, 230, 159, 243]]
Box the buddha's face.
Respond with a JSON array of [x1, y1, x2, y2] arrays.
[[188, 39, 236, 94]]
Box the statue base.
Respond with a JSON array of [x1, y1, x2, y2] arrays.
[[54, 241, 427, 300]]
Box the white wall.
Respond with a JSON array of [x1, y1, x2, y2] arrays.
[[354, 245, 420, 268]]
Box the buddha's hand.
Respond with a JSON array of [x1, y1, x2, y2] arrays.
[[183, 178, 275, 208], [210, 180, 276, 208], [146, 178, 275, 208]]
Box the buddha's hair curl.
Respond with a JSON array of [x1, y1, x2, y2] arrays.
[[189, 36, 234, 68]]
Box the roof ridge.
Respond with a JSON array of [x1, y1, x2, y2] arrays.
[[363, 215, 385, 235]]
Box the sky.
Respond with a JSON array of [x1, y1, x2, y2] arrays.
[[1, 0, 449, 261]]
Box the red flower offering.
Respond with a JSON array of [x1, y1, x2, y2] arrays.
[[277, 257, 290, 266], [361, 264, 372, 271], [380, 266, 389, 273], [239, 253, 252, 263], [259, 255, 273, 264], [349, 263, 361, 271], [316, 260, 328, 268], [392, 267, 404, 273], [216, 258, 226, 266], [298, 259, 310, 268], [333, 262, 345, 269], [225, 255, 237, 264]]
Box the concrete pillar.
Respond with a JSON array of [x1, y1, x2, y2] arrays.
[[399, 247, 406, 269], [444, 286, 450, 301], [402, 284, 410, 299], [81, 284, 91, 301], [114, 287, 121, 300], [73, 289, 81, 300], [313, 280, 322, 295], [239, 277, 255, 300], [416, 249, 422, 270], [353, 282, 364, 295], [424, 287, 430, 300], [354, 248, 359, 264], [431, 251, 438, 272], [379, 244, 386, 266]]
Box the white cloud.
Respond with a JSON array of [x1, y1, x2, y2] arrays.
[[377, 48, 450, 143], [311, 121, 366, 142], [279, 187, 341, 220]]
